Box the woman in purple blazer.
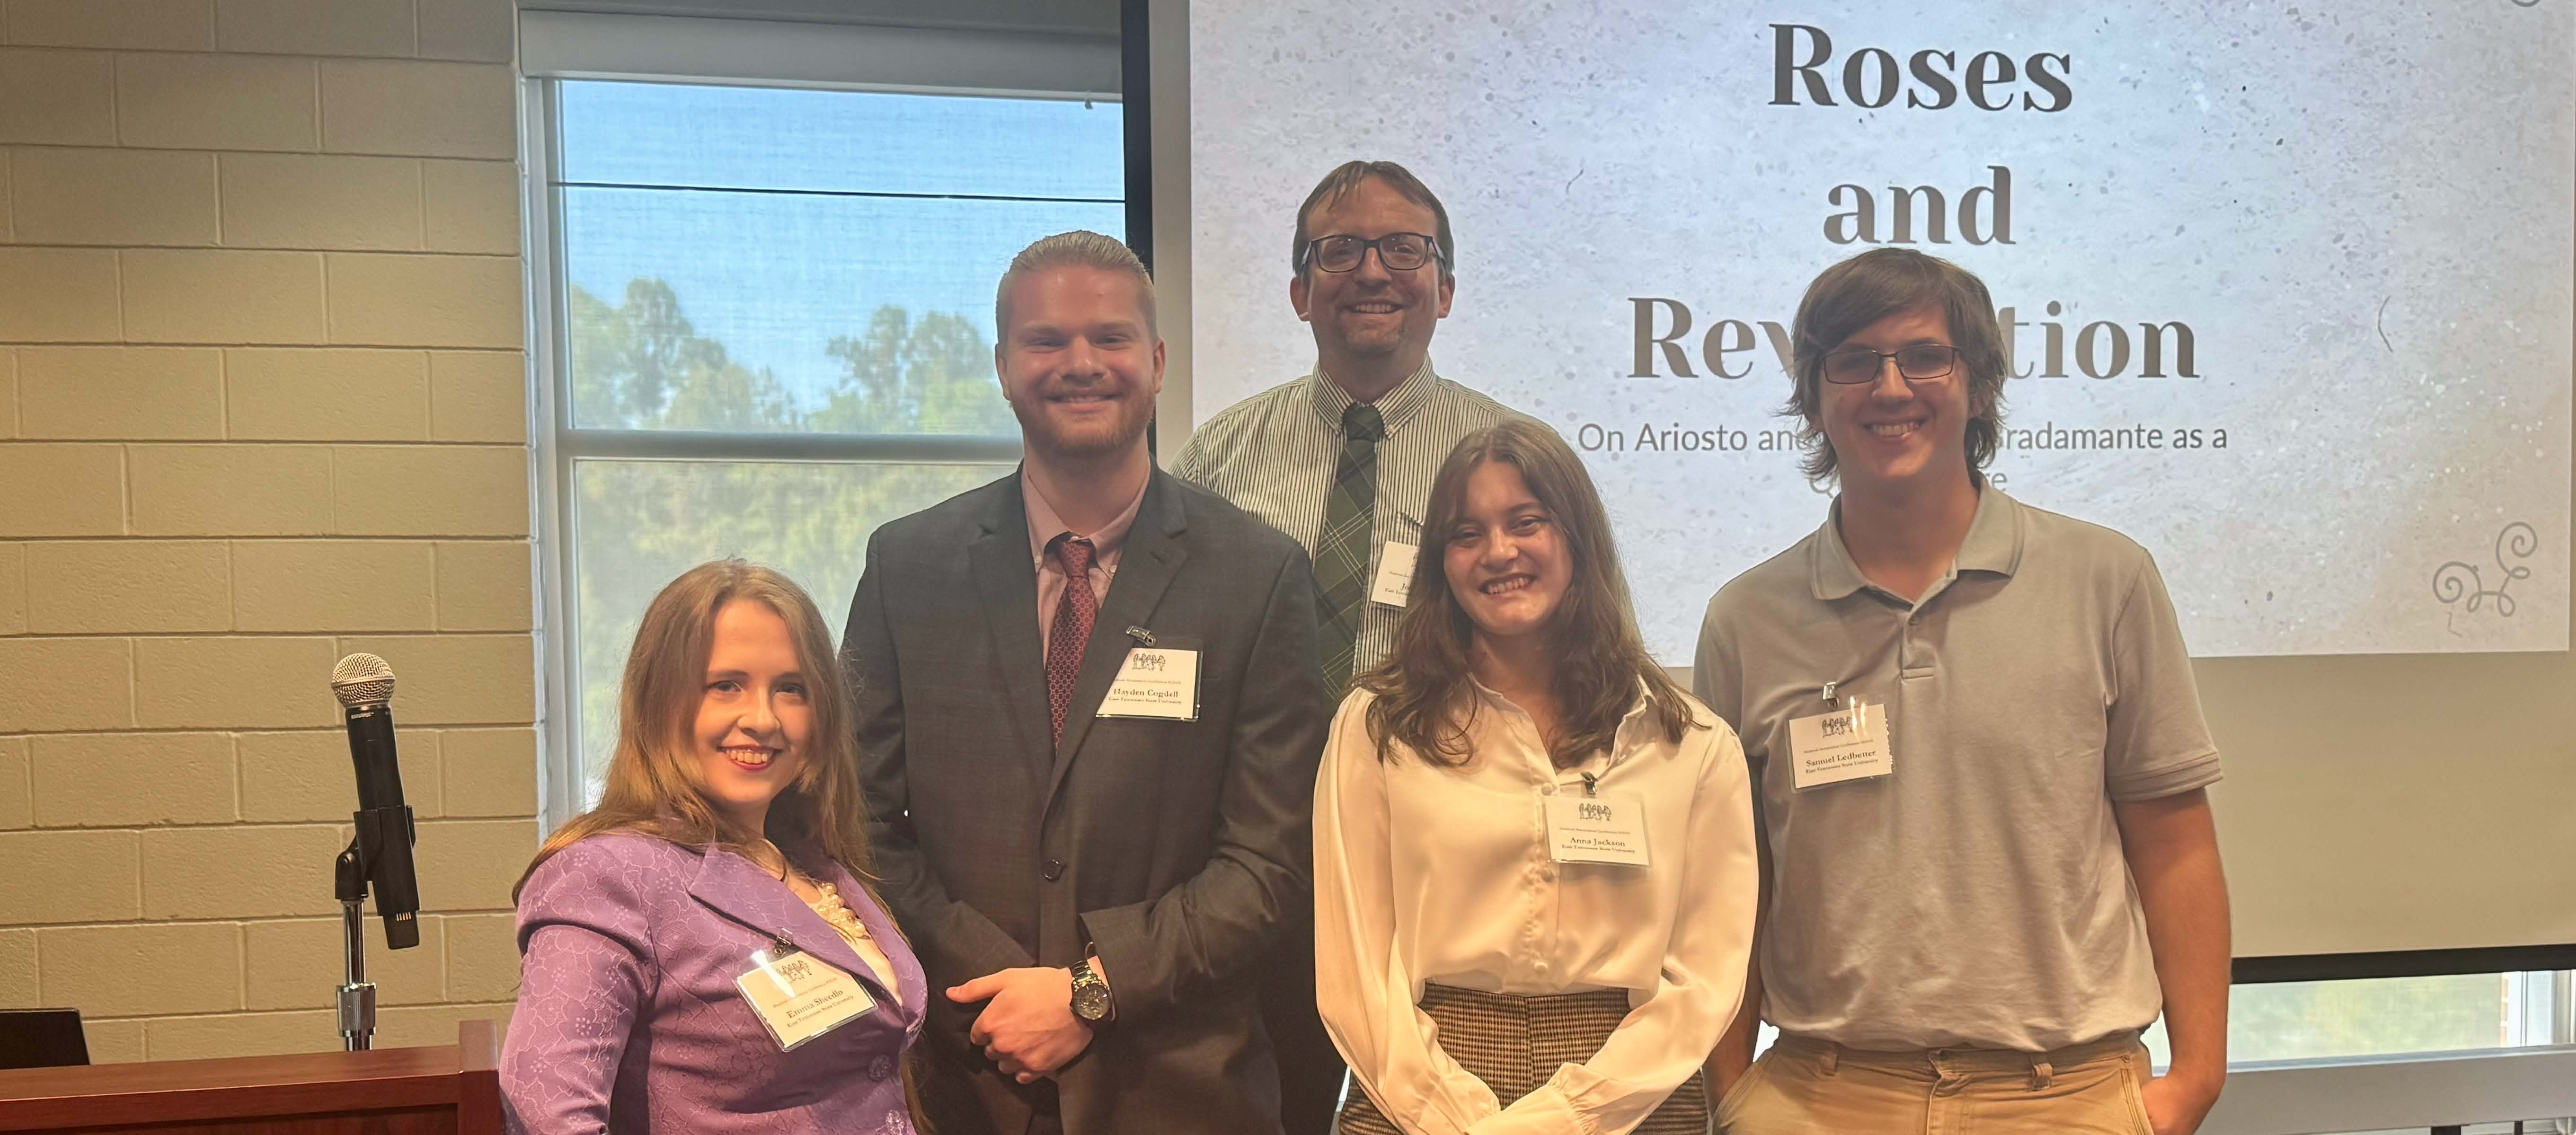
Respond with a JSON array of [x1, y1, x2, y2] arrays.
[[502, 561, 925, 1134]]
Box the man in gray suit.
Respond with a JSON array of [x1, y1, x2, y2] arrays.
[[846, 230, 1329, 1135]]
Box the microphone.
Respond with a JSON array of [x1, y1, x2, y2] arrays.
[[331, 653, 421, 950]]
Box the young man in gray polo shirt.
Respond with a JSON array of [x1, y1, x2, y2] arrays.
[[1696, 248, 2231, 1134]]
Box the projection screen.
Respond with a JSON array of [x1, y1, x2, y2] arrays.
[[1151, 0, 2576, 967]]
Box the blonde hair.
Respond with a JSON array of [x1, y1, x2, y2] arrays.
[[994, 229, 1156, 338], [516, 560, 879, 897]]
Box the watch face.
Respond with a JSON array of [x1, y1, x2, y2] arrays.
[[1072, 982, 1111, 1021]]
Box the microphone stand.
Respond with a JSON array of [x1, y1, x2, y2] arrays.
[[334, 843, 377, 1052], [328, 656, 419, 1053]]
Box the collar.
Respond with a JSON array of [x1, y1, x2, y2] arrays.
[[1306, 356, 1437, 436], [1022, 465, 1149, 569], [1468, 674, 1662, 771], [1810, 485, 2024, 601]]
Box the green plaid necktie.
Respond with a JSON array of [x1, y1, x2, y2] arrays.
[[1314, 403, 1385, 692]]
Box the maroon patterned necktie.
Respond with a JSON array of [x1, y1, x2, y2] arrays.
[[1045, 535, 1098, 750]]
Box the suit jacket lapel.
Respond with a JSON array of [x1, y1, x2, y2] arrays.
[[687, 846, 912, 1026], [1046, 472, 1190, 808], [966, 475, 1052, 775]]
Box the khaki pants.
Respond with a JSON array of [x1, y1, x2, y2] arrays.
[[1717, 1032, 2156, 1135]]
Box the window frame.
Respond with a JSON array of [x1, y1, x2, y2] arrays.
[[520, 14, 1122, 828]]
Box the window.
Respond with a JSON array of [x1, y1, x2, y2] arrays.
[[528, 75, 1125, 811], [2146, 971, 2574, 1065]]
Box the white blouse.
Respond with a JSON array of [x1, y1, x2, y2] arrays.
[[1313, 681, 1758, 1135]]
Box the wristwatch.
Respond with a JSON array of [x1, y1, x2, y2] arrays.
[[1069, 958, 1114, 1023]]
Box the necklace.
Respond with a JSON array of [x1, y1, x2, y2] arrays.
[[755, 839, 873, 943], [807, 882, 874, 943]]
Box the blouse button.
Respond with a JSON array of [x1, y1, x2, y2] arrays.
[[870, 1055, 896, 1081]]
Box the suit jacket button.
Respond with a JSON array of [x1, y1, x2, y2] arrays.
[[1043, 859, 1064, 881]]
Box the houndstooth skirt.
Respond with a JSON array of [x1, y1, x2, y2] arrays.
[[1334, 984, 1711, 1135]]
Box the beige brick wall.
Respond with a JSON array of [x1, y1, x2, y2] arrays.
[[0, 0, 528, 1062]]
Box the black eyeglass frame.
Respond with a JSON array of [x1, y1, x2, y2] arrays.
[[1298, 232, 1448, 274], [1820, 343, 1963, 385]]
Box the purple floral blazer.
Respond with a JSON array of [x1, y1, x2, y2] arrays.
[[500, 833, 924, 1134]]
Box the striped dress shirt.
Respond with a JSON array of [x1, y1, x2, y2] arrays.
[[1173, 360, 1526, 676]]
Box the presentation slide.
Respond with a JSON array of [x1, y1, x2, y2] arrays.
[[1186, 3, 2572, 660]]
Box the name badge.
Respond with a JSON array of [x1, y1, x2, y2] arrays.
[[1097, 647, 1200, 721], [1543, 791, 1651, 866], [1786, 701, 1893, 790], [1369, 541, 1418, 608], [735, 939, 875, 1052]]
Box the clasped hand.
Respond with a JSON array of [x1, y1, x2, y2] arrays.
[[947, 967, 1092, 1084]]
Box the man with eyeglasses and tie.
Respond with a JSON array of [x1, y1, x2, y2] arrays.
[[1694, 248, 2233, 1135], [1174, 160, 1534, 1135]]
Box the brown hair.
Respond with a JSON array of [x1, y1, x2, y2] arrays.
[[1357, 419, 1697, 768], [516, 560, 879, 898], [1291, 160, 1456, 282], [1784, 247, 2009, 482]]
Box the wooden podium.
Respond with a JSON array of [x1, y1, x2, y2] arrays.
[[0, 1020, 500, 1134]]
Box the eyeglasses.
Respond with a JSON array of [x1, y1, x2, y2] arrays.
[[1301, 232, 1443, 273], [1821, 344, 1961, 385]]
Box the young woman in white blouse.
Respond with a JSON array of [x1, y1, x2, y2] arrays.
[[1315, 419, 1758, 1135]]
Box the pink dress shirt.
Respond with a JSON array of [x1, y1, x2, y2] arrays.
[[1022, 469, 1147, 664]]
